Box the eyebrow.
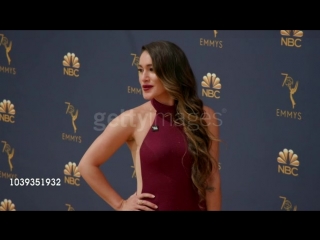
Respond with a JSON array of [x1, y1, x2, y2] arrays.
[[138, 64, 153, 67]]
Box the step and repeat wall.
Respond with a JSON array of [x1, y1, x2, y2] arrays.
[[1, 30, 319, 211]]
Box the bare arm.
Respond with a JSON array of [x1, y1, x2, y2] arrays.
[[79, 109, 158, 211], [78, 110, 135, 210], [203, 106, 222, 211]]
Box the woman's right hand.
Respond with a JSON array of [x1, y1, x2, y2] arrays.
[[118, 192, 158, 211]]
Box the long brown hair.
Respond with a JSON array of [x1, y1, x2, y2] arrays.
[[141, 40, 220, 203]]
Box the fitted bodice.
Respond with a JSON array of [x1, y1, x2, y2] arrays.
[[139, 98, 204, 211]]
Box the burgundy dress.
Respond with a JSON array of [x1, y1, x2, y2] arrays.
[[139, 98, 205, 211]]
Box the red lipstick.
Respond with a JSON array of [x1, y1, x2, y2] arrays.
[[142, 85, 153, 91]]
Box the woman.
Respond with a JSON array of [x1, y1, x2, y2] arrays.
[[78, 40, 221, 211]]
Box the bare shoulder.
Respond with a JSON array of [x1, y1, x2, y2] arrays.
[[99, 101, 152, 143], [202, 105, 220, 135], [203, 105, 216, 116], [110, 101, 153, 133], [131, 100, 154, 115], [123, 101, 153, 123], [114, 101, 152, 122], [202, 105, 218, 123]]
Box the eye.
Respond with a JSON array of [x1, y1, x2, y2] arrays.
[[137, 68, 142, 72], [149, 68, 154, 71]]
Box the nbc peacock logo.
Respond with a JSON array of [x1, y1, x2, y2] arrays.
[[201, 73, 222, 99], [63, 52, 80, 77], [64, 162, 81, 186], [0, 34, 16, 75], [0, 99, 15, 123], [280, 30, 303, 48], [277, 148, 299, 177], [200, 30, 223, 48], [0, 199, 16, 211]]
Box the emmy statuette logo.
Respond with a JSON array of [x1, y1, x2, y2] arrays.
[[1, 141, 14, 171], [279, 196, 297, 211], [131, 53, 139, 67], [0, 34, 16, 75], [276, 73, 302, 120], [213, 30, 218, 38], [62, 102, 82, 143], [282, 73, 298, 109], [0, 141, 17, 179], [128, 53, 142, 95], [66, 203, 75, 211], [200, 30, 223, 48], [0, 34, 12, 65], [131, 165, 136, 178], [65, 102, 78, 133]]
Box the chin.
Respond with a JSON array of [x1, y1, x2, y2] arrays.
[[142, 94, 153, 100]]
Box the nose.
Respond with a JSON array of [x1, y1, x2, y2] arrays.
[[140, 70, 150, 82]]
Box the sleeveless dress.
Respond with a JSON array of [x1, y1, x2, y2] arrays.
[[139, 98, 206, 211]]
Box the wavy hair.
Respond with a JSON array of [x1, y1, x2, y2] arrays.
[[141, 40, 220, 204]]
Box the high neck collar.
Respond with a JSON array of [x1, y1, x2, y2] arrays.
[[151, 98, 177, 115]]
